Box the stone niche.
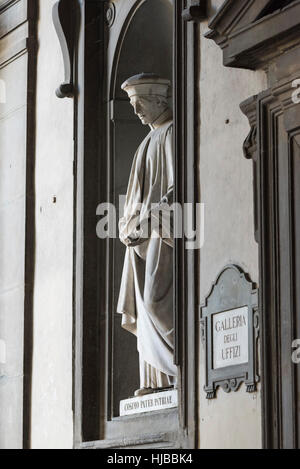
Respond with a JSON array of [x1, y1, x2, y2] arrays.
[[107, 0, 174, 417]]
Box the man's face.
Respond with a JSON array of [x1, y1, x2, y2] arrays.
[[130, 96, 165, 125]]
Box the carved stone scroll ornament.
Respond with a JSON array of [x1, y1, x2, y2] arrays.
[[52, 0, 75, 98], [105, 2, 116, 28], [182, 0, 207, 22], [240, 95, 259, 243]]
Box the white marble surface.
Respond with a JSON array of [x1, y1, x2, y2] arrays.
[[213, 306, 249, 369], [120, 389, 178, 416]]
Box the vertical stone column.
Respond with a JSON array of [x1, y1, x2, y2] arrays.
[[0, 0, 37, 449]]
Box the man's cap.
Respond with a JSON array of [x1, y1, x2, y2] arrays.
[[121, 73, 171, 99]]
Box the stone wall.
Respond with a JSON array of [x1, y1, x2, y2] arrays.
[[0, 0, 33, 449], [30, 0, 74, 449], [0, 0, 273, 449], [197, 0, 268, 450]]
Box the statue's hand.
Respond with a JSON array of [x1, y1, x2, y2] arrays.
[[125, 217, 151, 247]]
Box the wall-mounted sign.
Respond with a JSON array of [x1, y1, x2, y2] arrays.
[[120, 389, 178, 417], [213, 306, 249, 370], [200, 265, 260, 399]]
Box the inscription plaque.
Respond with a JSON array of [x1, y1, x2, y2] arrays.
[[213, 306, 249, 369], [120, 389, 178, 417], [200, 265, 260, 399]]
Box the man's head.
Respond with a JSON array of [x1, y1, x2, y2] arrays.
[[121, 73, 171, 126], [129, 95, 168, 125]]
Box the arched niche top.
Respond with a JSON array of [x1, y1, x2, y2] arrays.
[[106, 0, 173, 100]]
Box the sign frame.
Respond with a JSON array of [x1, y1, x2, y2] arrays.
[[200, 265, 260, 399]]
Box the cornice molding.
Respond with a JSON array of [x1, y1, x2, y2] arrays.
[[0, 0, 19, 13], [0, 0, 36, 64], [205, 0, 300, 70]]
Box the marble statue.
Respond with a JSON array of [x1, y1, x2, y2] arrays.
[[117, 73, 177, 397]]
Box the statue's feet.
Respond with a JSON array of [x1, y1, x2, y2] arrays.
[[134, 388, 153, 397]]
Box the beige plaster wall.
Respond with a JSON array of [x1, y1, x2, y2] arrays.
[[198, 0, 268, 450], [30, 0, 74, 449]]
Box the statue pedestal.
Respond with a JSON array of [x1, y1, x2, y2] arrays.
[[120, 389, 178, 417]]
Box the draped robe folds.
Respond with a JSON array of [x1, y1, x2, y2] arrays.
[[117, 111, 177, 390]]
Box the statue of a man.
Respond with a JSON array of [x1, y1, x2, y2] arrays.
[[117, 73, 177, 397]]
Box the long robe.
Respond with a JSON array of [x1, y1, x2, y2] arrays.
[[117, 111, 177, 389]]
